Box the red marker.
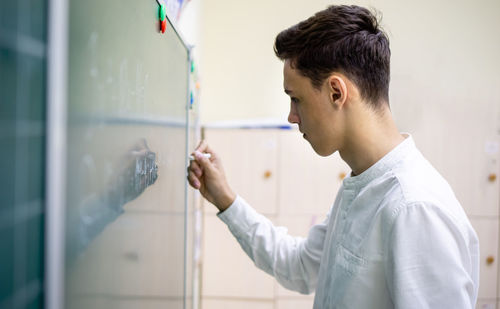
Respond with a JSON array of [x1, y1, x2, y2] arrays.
[[161, 19, 167, 33]]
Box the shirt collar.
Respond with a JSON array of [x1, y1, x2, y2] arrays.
[[342, 133, 416, 191]]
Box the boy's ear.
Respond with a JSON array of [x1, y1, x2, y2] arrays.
[[328, 74, 348, 108]]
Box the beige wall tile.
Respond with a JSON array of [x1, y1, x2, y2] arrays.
[[203, 129, 279, 216], [202, 298, 274, 309], [276, 298, 315, 309], [469, 218, 499, 299], [202, 214, 275, 298]]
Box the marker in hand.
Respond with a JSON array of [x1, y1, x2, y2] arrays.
[[189, 153, 211, 161]]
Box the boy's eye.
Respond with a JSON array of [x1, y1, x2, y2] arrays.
[[291, 97, 299, 103]]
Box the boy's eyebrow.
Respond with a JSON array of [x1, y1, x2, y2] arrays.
[[284, 89, 293, 94]]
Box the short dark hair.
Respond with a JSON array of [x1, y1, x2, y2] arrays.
[[274, 5, 391, 107]]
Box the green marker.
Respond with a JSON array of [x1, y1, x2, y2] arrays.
[[159, 5, 166, 21], [191, 60, 195, 73]]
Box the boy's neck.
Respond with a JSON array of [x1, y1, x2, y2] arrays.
[[339, 107, 405, 176]]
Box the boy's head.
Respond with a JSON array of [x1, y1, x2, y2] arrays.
[[274, 5, 391, 108]]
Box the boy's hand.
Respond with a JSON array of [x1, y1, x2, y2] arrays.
[[187, 140, 236, 211]]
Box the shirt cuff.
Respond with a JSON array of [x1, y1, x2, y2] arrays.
[[217, 195, 260, 235]]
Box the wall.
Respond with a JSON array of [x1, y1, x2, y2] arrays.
[[198, 0, 500, 126]]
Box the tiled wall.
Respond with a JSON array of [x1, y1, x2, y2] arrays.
[[0, 0, 48, 308]]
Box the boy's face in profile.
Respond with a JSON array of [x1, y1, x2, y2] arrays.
[[283, 60, 345, 157]]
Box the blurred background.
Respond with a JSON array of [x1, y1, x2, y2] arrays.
[[1, 0, 499, 308]]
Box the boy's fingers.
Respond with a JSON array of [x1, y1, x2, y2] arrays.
[[195, 140, 216, 157], [187, 162, 201, 179], [187, 171, 200, 189], [194, 151, 215, 172], [189, 160, 202, 177]]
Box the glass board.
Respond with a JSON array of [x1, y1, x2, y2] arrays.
[[64, 0, 191, 308]]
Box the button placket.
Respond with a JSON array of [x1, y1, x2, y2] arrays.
[[335, 189, 355, 246]]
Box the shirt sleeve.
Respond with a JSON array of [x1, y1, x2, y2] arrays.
[[217, 195, 328, 294], [385, 202, 479, 309]]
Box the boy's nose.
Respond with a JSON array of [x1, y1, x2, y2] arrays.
[[288, 103, 299, 124]]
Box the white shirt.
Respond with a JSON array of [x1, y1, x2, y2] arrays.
[[218, 135, 479, 309]]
